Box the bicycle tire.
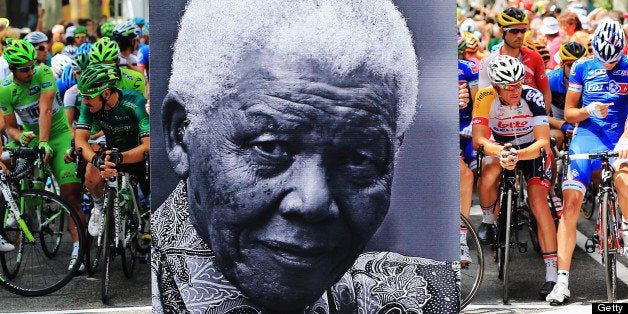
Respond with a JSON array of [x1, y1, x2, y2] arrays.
[[0, 204, 24, 279], [121, 207, 138, 279], [582, 183, 596, 220], [0, 189, 85, 297], [101, 189, 116, 304], [39, 195, 65, 258], [601, 192, 618, 303], [497, 188, 513, 304], [459, 214, 484, 310], [85, 231, 102, 276]]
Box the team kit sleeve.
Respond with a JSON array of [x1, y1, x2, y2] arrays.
[[567, 58, 586, 93], [471, 87, 495, 127], [522, 88, 549, 126], [0, 81, 15, 115], [37, 65, 57, 93], [75, 103, 93, 131], [134, 96, 150, 138]]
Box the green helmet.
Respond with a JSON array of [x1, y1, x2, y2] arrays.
[[3, 38, 37, 65], [89, 37, 119, 64], [71, 52, 91, 73], [100, 22, 115, 38], [77, 63, 119, 98]]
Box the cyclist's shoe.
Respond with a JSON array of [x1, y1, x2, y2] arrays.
[[88, 207, 103, 237], [5, 211, 16, 227], [68, 257, 86, 272], [477, 222, 495, 245], [539, 281, 556, 299], [460, 243, 472, 265], [0, 235, 15, 252], [546, 282, 570, 305]]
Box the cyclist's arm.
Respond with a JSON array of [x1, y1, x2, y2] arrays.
[[564, 89, 587, 124], [121, 136, 149, 164], [519, 124, 550, 160], [3, 112, 23, 143], [75, 128, 96, 162], [472, 124, 502, 156], [469, 85, 478, 103], [37, 89, 55, 143]]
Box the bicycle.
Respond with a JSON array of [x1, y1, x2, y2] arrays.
[[477, 145, 547, 304], [459, 214, 484, 309], [76, 146, 150, 304], [0, 146, 85, 296], [576, 151, 622, 303]]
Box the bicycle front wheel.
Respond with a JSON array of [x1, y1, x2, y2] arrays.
[[101, 189, 116, 304], [601, 192, 618, 303], [459, 214, 484, 310], [0, 189, 85, 296], [497, 189, 513, 304], [121, 208, 138, 279], [582, 183, 596, 220]]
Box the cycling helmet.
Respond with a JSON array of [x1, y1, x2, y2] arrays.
[[523, 38, 550, 65], [591, 18, 625, 64], [51, 53, 73, 79], [497, 7, 529, 27], [112, 20, 140, 41], [60, 64, 76, 89], [487, 55, 526, 85], [71, 53, 91, 73], [464, 32, 479, 53], [24, 31, 48, 45], [132, 17, 145, 26], [77, 63, 120, 97], [3, 39, 37, 65], [90, 37, 119, 63], [76, 42, 93, 55], [61, 45, 77, 57], [74, 26, 87, 36], [559, 42, 587, 62], [457, 35, 467, 55], [100, 22, 115, 38]]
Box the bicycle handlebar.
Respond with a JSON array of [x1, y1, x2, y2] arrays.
[[569, 151, 619, 160]]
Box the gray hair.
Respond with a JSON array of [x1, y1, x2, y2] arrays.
[[169, 0, 419, 136]]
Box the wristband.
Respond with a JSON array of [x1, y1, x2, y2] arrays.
[[586, 103, 603, 118], [561, 122, 574, 134]]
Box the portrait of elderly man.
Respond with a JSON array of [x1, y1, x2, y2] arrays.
[[151, 0, 459, 313]]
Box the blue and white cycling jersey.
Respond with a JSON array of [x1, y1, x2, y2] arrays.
[[547, 67, 567, 120], [568, 55, 628, 143], [459, 59, 478, 124]]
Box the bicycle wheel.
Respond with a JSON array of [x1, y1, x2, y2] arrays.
[[497, 188, 513, 304], [601, 192, 618, 303], [121, 207, 138, 279], [1, 202, 24, 279], [582, 183, 596, 220], [0, 189, 85, 296], [101, 189, 116, 304], [84, 231, 102, 276], [459, 214, 484, 310]]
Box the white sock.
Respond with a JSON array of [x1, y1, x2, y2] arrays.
[[543, 252, 558, 282], [481, 204, 496, 224], [72, 242, 79, 258], [93, 197, 103, 212], [460, 227, 468, 246], [557, 270, 569, 286]]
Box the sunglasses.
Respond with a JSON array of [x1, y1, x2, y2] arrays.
[[503, 27, 527, 34], [74, 34, 87, 39], [498, 81, 523, 91], [80, 89, 105, 99], [15, 63, 36, 73], [36, 45, 47, 52]]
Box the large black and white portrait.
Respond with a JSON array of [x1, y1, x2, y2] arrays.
[[149, 0, 459, 313]]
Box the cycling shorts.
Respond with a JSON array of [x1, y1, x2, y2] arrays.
[[460, 121, 477, 170], [518, 153, 552, 189], [562, 129, 626, 194]]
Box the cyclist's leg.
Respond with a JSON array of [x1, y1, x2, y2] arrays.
[[477, 156, 501, 243], [612, 141, 628, 231]]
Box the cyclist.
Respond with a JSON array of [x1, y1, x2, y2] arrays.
[[472, 55, 558, 299], [23, 31, 51, 67], [458, 35, 480, 263], [112, 20, 142, 74], [89, 37, 146, 98], [74, 64, 149, 238], [0, 39, 84, 270], [62, 53, 90, 135], [547, 18, 628, 305]]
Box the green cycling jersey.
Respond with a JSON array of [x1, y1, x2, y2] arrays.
[[76, 89, 149, 152]]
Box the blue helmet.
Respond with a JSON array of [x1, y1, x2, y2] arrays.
[[60, 64, 76, 90], [76, 42, 93, 55], [591, 18, 625, 64]]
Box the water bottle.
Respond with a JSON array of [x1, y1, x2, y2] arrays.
[[117, 187, 131, 213], [81, 194, 92, 213]]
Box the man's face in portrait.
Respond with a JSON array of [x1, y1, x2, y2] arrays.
[[182, 51, 399, 310]]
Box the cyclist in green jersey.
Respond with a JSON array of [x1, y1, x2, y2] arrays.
[[89, 37, 146, 98], [0, 39, 84, 269], [75, 64, 149, 237]]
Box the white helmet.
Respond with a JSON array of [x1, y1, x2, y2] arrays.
[[50, 53, 73, 80], [591, 18, 625, 64], [24, 31, 48, 45], [487, 55, 526, 85]]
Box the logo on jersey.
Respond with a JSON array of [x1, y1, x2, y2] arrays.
[[42, 82, 52, 89], [588, 69, 606, 77], [28, 86, 41, 96], [524, 90, 545, 106], [612, 70, 628, 76], [608, 80, 628, 95], [497, 120, 529, 129], [122, 72, 133, 81]]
